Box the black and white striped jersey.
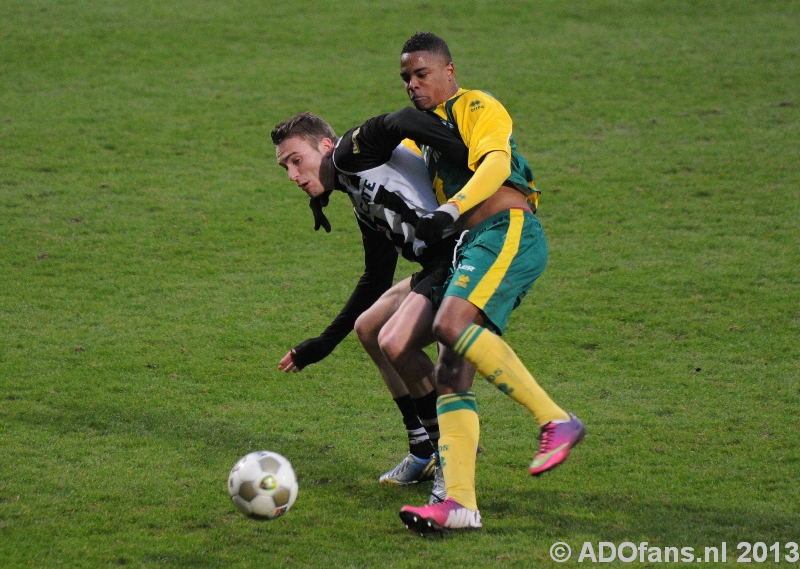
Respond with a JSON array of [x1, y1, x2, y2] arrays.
[[332, 110, 467, 265]]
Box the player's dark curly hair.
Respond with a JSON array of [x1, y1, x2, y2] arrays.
[[401, 32, 452, 63], [271, 112, 338, 147]]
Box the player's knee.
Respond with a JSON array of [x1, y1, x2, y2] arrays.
[[377, 326, 403, 362], [431, 315, 462, 348], [354, 313, 378, 347]]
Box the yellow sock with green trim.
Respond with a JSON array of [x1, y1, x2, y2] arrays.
[[437, 392, 479, 511], [454, 324, 569, 426]]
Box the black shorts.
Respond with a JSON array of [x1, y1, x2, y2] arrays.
[[410, 265, 450, 300]]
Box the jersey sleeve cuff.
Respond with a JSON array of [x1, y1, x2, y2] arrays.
[[439, 202, 462, 221]]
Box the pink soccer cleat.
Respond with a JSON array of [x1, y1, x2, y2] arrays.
[[399, 498, 482, 534], [529, 413, 585, 476]]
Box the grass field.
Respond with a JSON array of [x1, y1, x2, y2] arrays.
[[1, 0, 799, 567]]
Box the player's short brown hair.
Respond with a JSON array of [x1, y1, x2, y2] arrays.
[[271, 112, 337, 147]]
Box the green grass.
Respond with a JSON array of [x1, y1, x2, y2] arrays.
[[1, 0, 798, 567]]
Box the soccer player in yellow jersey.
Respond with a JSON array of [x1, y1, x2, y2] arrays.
[[388, 32, 586, 533]]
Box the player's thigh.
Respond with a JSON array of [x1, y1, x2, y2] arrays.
[[381, 264, 450, 345], [433, 295, 483, 346], [380, 291, 437, 354], [354, 277, 412, 338]]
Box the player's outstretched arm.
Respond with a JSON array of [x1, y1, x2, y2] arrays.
[[333, 107, 467, 174], [278, 218, 398, 372], [380, 107, 469, 164]]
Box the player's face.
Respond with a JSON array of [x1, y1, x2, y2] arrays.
[[275, 135, 335, 197], [400, 51, 456, 111]]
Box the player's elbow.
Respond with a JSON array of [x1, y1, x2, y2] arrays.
[[486, 150, 511, 179], [383, 107, 418, 132], [501, 157, 511, 179]]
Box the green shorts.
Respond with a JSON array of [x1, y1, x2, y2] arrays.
[[438, 208, 547, 335]]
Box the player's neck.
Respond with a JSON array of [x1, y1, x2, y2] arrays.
[[320, 155, 336, 192], [428, 83, 461, 110]]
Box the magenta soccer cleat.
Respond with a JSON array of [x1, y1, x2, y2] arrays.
[[399, 498, 482, 534], [529, 413, 585, 476]]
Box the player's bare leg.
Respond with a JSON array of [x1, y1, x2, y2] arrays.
[[355, 278, 432, 398], [354, 277, 437, 483], [377, 291, 437, 392]]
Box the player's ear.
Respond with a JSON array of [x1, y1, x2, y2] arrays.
[[318, 137, 336, 155]]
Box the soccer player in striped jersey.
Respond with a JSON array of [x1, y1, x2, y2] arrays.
[[271, 110, 472, 502], [390, 32, 586, 534]]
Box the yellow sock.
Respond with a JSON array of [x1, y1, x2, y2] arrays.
[[454, 324, 569, 426], [437, 392, 479, 511]]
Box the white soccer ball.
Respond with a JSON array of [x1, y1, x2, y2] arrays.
[[227, 451, 298, 520]]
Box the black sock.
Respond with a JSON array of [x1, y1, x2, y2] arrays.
[[413, 389, 440, 454], [394, 394, 435, 459]]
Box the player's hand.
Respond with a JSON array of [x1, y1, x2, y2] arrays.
[[309, 191, 332, 233], [284, 336, 333, 371], [414, 203, 460, 246], [278, 350, 301, 373]]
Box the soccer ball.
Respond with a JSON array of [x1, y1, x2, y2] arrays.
[[227, 451, 298, 520]]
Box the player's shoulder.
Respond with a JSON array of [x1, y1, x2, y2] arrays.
[[332, 126, 359, 174], [459, 88, 500, 101], [449, 88, 508, 116]]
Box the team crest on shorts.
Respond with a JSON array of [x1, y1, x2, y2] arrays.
[[455, 275, 470, 288]]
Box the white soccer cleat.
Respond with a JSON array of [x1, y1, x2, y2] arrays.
[[379, 452, 435, 485]]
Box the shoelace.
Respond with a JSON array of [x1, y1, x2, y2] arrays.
[[451, 230, 470, 268], [538, 423, 555, 448]]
